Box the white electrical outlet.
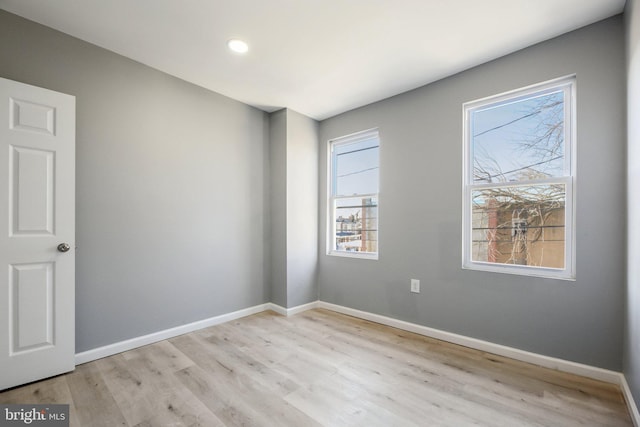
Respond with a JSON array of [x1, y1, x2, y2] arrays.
[[410, 279, 420, 293]]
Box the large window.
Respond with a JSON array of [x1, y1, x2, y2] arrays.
[[328, 129, 379, 259], [463, 77, 575, 279]]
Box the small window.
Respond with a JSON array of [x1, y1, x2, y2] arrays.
[[328, 129, 379, 259], [463, 77, 575, 279]]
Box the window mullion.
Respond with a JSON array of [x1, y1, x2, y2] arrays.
[[469, 177, 571, 191]]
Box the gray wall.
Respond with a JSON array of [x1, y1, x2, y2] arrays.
[[625, 0, 640, 410], [318, 17, 626, 370], [0, 10, 270, 352], [270, 108, 319, 308], [269, 109, 288, 307], [285, 109, 318, 307]]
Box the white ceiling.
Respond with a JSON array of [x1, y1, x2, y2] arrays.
[[0, 0, 626, 120]]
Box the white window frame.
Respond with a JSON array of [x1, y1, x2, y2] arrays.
[[462, 76, 576, 280], [327, 128, 380, 260]]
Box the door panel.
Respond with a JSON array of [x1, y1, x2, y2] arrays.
[[10, 262, 54, 353], [11, 146, 55, 235], [0, 77, 75, 390], [10, 98, 56, 135]]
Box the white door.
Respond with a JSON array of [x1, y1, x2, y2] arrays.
[[0, 77, 75, 390]]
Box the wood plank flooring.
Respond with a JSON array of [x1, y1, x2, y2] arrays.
[[0, 309, 633, 426]]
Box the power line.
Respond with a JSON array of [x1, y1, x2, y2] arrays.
[[473, 111, 541, 138], [338, 166, 379, 178], [476, 155, 563, 181]]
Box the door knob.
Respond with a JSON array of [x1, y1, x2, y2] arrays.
[[57, 243, 71, 253]]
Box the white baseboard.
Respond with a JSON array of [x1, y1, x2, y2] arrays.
[[267, 301, 320, 317], [621, 375, 640, 427], [75, 301, 321, 365], [266, 302, 288, 316], [74, 303, 271, 365], [317, 301, 622, 385]]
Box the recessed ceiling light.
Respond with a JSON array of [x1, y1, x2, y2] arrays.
[[228, 39, 249, 54]]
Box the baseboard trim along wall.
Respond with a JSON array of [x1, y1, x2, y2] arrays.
[[74, 303, 272, 365], [316, 301, 620, 383], [75, 302, 312, 365], [74, 299, 639, 426], [267, 301, 320, 317], [621, 375, 640, 427], [315, 301, 639, 426]]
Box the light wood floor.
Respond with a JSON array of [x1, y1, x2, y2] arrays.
[[0, 308, 633, 426]]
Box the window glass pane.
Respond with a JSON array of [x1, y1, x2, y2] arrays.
[[472, 90, 565, 183], [335, 137, 379, 196], [471, 184, 565, 268], [334, 196, 378, 253]]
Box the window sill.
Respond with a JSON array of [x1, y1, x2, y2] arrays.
[[328, 251, 378, 261], [462, 262, 575, 281]]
